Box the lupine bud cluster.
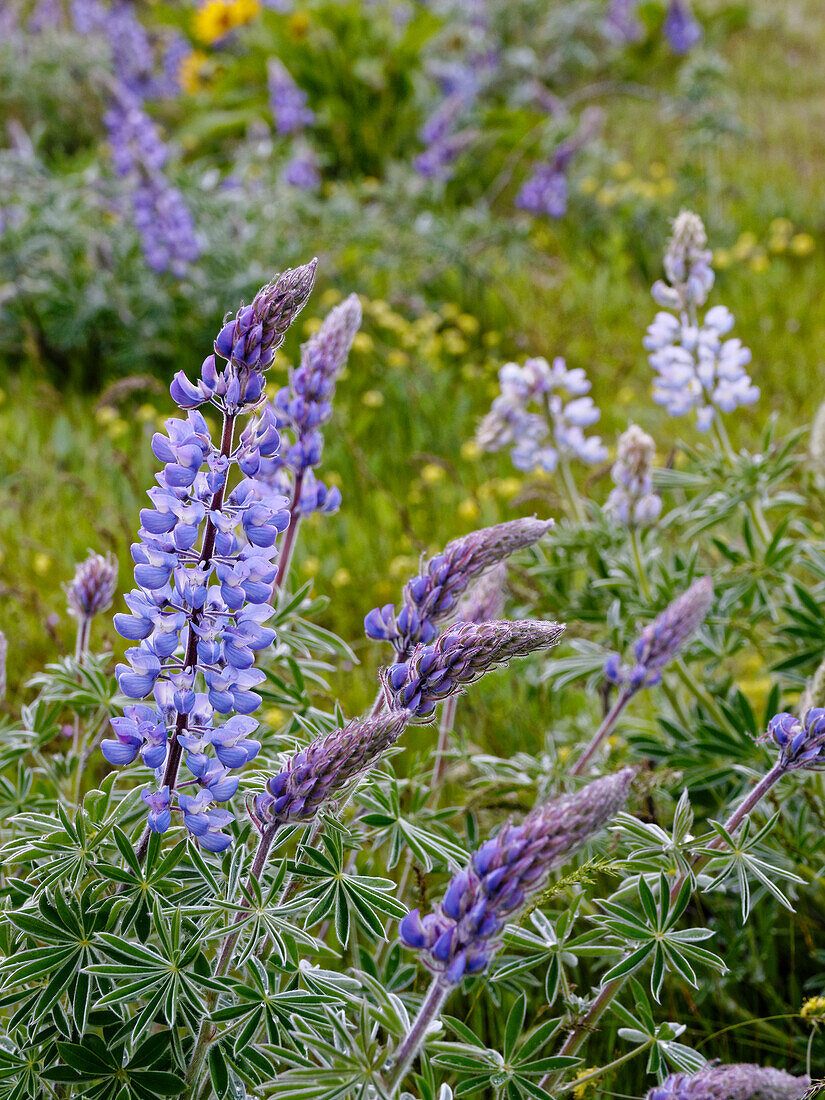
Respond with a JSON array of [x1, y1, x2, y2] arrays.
[[104, 264, 317, 850], [516, 109, 602, 221], [381, 619, 565, 719], [764, 709, 825, 771], [399, 770, 634, 983], [66, 551, 118, 622], [251, 712, 409, 829], [605, 425, 662, 527], [258, 293, 361, 517], [645, 211, 758, 430], [604, 576, 713, 694], [365, 518, 551, 655], [647, 1062, 809, 1100], [663, 0, 702, 55], [476, 356, 607, 475]]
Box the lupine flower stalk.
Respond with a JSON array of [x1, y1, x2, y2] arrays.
[[268, 57, 315, 135], [516, 109, 602, 221], [389, 770, 634, 1089], [364, 518, 552, 657], [645, 211, 758, 430], [663, 0, 702, 55], [476, 356, 607, 487], [381, 619, 565, 720], [605, 425, 662, 527], [647, 1062, 809, 1100], [257, 292, 361, 587], [573, 577, 713, 774], [0, 630, 6, 703], [105, 262, 316, 861], [66, 551, 118, 660]]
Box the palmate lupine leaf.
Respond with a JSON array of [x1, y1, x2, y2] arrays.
[[611, 979, 707, 1077], [597, 872, 726, 1001], [39, 1030, 185, 1099], [356, 777, 469, 872], [492, 899, 583, 1008]]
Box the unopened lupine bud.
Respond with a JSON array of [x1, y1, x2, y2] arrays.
[[399, 770, 634, 983], [605, 425, 662, 527], [364, 518, 552, 654], [252, 712, 409, 827], [66, 552, 118, 621], [455, 563, 508, 625], [382, 619, 565, 719], [764, 709, 825, 770], [604, 576, 713, 694], [647, 1062, 809, 1100]]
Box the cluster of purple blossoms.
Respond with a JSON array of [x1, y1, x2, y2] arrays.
[[663, 0, 702, 55], [365, 517, 552, 656], [476, 355, 607, 474], [266, 58, 319, 191], [399, 770, 633, 983], [604, 0, 644, 44], [764, 709, 825, 771], [251, 712, 409, 829], [645, 211, 758, 430], [381, 619, 564, 720], [414, 91, 477, 181], [516, 109, 602, 221], [104, 95, 199, 276], [103, 262, 317, 852], [27, 0, 62, 32], [647, 1062, 809, 1100], [66, 551, 118, 624], [257, 292, 361, 519], [604, 576, 713, 695], [605, 425, 662, 527], [282, 145, 321, 190]]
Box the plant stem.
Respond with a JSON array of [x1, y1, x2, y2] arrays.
[[274, 469, 304, 591], [430, 695, 458, 795], [629, 528, 651, 603], [386, 977, 451, 1094], [571, 689, 633, 776], [673, 658, 731, 733], [557, 1038, 653, 1093], [558, 456, 586, 524], [135, 411, 237, 867], [184, 822, 278, 1096]]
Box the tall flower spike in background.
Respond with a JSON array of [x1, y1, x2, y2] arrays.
[[647, 1062, 809, 1100], [605, 424, 663, 527], [604, 576, 713, 694], [663, 0, 703, 55], [65, 550, 118, 660], [105, 261, 316, 857], [476, 355, 607, 475], [645, 211, 758, 430], [389, 770, 634, 1090], [382, 618, 565, 719], [364, 517, 552, 656]]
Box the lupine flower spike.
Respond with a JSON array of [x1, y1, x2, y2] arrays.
[[764, 708, 825, 771], [251, 712, 410, 829], [476, 355, 607, 475], [399, 769, 634, 983], [604, 576, 713, 695], [645, 211, 758, 430], [382, 619, 565, 719], [454, 562, 507, 625], [663, 0, 702, 55], [605, 425, 662, 527], [647, 1062, 809, 1100], [66, 551, 118, 659], [365, 517, 552, 656], [105, 262, 317, 856]]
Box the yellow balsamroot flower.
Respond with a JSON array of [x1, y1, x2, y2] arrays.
[[179, 50, 210, 94], [287, 9, 309, 36], [801, 996, 825, 1022], [442, 329, 469, 356], [95, 406, 117, 426], [658, 177, 677, 197], [440, 302, 461, 321], [194, 0, 259, 44], [320, 288, 342, 307], [790, 232, 815, 257], [496, 477, 522, 498], [770, 217, 793, 238], [714, 248, 732, 270], [421, 463, 445, 485]]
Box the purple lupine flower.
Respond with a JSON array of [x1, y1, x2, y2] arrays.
[[28, 0, 63, 31], [251, 712, 409, 828], [647, 1062, 809, 1100], [257, 293, 360, 517], [382, 619, 565, 720], [646, 212, 758, 430], [268, 57, 315, 135], [400, 770, 634, 983], [66, 551, 118, 622], [476, 355, 607, 474], [605, 425, 662, 527], [104, 95, 200, 277], [663, 0, 702, 55], [604, 576, 713, 693], [763, 709, 825, 771], [107, 270, 317, 850], [70, 0, 107, 33], [517, 108, 602, 221], [605, 0, 643, 43], [364, 518, 552, 656], [282, 147, 321, 190]]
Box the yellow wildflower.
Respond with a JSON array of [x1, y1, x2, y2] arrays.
[[578, 176, 598, 195], [440, 302, 461, 321], [713, 248, 732, 270], [301, 556, 320, 576], [287, 9, 309, 37], [769, 217, 793, 238], [572, 1068, 598, 1099], [443, 329, 469, 356], [801, 996, 825, 1022], [790, 232, 815, 257], [648, 161, 666, 179], [456, 313, 480, 336], [263, 706, 286, 726], [331, 568, 351, 588], [361, 390, 384, 408], [136, 403, 156, 422], [352, 332, 374, 354], [320, 288, 342, 307], [303, 317, 322, 336], [482, 331, 501, 348], [95, 406, 117, 426], [749, 250, 769, 274], [732, 231, 757, 261], [179, 50, 210, 94], [421, 463, 445, 485], [461, 440, 481, 461], [194, 0, 260, 45], [33, 553, 51, 576], [596, 186, 618, 208], [387, 349, 409, 369], [495, 477, 522, 498], [611, 160, 633, 180], [657, 177, 677, 197], [458, 498, 480, 521]]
